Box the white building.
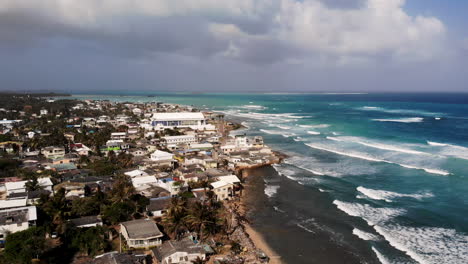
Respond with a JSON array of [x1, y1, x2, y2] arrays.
[[151, 112, 215, 131], [42, 146, 66, 159], [210, 175, 240, 201], [162, 135, 197, 145], [111, 132, 127, 140], [150, 150, 174, 162], [0, 206, 37, 243], [40, 109, 48, 116], [4, 178, 53, 196]]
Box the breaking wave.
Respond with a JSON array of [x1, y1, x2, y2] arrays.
[[352, 228, 379, 241], [357, 186, 434, 202], [372, 118, 424, 123], [359, 106, 443, 117], [260, 129, 295, 138], [373, 225, 468, 264], [307, 131, 321, 135], [305, 143, 449, 175], [333, 200, 405, 226], [264, 185, 280, 198], [299, 124, 330, 128]]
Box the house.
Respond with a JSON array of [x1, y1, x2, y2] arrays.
[[210, 181, 234, 201], [147, 196, 171, 217], [131, 176, 158, 191], [70, 215, 103, 228], [42, 146, 66, 159], [4, 178, 53, 196], [151, 237, 213, 264], [0, 206, 37, 244], [150, 150, 174, 163], [209, 175, 241, 201], [129, 148, 148, 157], [125, 169, 149, 178], [120, 219, 164, 249], [93, 252, 149, 264], [0, 199, 27, 210], [54, 182, 86, 198]]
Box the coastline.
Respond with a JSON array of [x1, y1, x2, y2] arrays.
[[237, 167, 283, 264], [241, 167, 283, 264]]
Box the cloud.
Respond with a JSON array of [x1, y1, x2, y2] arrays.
[[0, 0, 448, 66]]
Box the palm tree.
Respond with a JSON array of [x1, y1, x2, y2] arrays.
[[109, 175, 135, 203], [186, 201, 222, 241], [163, 197, 188, 239]]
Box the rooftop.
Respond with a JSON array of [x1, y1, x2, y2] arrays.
[[152, 112, 205, 121], [121, 219, 163, 239]]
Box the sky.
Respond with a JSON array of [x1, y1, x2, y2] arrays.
[[0, 0, 467, 93]]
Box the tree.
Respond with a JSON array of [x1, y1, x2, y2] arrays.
[[69, 226, 108, 256], [186, 201, 222, 241], [163, 197, 188, 239], [71, 196, 101, 217], [3, 227, 47, 264], [102, 201, 136, 225], [109, 175, 135, 203], [25, 175, 43, 192], [37, 188, 71, 233]]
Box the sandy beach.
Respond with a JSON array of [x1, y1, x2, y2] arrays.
[[240, 167, 283, 264]]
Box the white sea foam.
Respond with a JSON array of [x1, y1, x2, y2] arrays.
[[307, 131, 321, 135], [353, 228, 379, 241], [276, 125, 292, 130], [371, 247, 394, 264], [293, 137, 303, 142], [357, 187, 434, 202], [272, 165, 296, 179], [296, 223, 315, 233], [305, 143, 449, 175], [333, 200, 405, 226], [427, 141, 468, 160], [264, 185, 280, 198], [359, 106, 443, 117], [273, 206, 285, 213], [299, 124, 330, 128], [330, 136, 428, 155], [260, 129, 295, 138], [239, 104, 267, 110], [427, 141, 447, 147], [373, 225, 468, 264], [372, 118, 424, 123]]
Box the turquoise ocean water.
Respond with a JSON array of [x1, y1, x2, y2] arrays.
[[72, 93, 468, 263]]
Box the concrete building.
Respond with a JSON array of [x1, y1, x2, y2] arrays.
[[0, 206, 37, 244], [150, 112, 215, 131]]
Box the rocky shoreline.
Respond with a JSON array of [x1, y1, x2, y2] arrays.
[[222, 166, 283, 264]]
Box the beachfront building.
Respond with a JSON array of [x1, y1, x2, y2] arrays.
[[120, 219, 164, 249], [152, 237, 212, 264], [150, 112, 215, 131], [210, 175, 241, 201]]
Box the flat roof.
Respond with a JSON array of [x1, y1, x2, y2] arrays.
[[152, 112, 204, 121]]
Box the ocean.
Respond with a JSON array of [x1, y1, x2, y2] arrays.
[[71, 93, 468, 264]]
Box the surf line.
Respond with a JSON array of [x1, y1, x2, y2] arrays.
[[305, 144, 449, 176]]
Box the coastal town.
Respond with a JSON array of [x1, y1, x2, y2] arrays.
[[0, 94, 281, 264]]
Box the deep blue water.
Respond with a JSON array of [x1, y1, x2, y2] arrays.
[[72, 93, 468, 263]]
